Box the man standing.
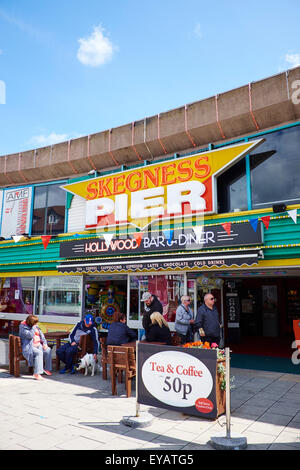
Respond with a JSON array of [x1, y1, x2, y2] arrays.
[[175, 295, 194, 344], [141, 292, 163, 335], [195, 293, 221, 346], [56, 314, 99, 374]]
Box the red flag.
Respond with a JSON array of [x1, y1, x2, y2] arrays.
[[41, 235, 52, 250], [133, 232, 143, 247], [221, 223, 231, 236], [261, 216, 270, 230]]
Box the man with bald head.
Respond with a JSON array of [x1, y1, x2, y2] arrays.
[[194, 293, 221, 346]]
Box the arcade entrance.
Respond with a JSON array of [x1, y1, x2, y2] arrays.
[[84, 275, 127, 330]]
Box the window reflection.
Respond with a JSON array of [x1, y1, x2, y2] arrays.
[[0, 277, 35, 314], [129, 274, 185, 323], [31, 183, 66, 235], [250, 126, 300, 208], [37, 276, 82, 317], [217, 158, 247, 213]]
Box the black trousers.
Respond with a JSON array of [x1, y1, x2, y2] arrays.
[[177, 332, 193, 345]]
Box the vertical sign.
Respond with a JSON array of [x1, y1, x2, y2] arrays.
[[0, 187, 32, 239], [225, 292, 241, 343]]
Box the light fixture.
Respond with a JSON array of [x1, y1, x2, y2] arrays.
[[272, 203, 286, 213], [21, 233, 31, 240], [88, 169, 99, 177]]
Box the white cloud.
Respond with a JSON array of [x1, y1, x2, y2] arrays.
[[285, 53, 300, 68], [77, 25, 115, 67], [29, 133, 69, 147], [194, 23, 203, 39]]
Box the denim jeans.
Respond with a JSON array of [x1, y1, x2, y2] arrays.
[[32, 345, 52, 375]]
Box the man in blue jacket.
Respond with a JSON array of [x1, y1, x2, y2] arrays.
[[194, 294, 221, 346], [107, 312, 137, 345], [57, 314, 99, 374]]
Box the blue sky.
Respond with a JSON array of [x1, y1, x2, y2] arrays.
[[0, 0, 299, 156]]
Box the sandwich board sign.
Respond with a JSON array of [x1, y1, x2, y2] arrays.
[[137, 343, 222, 419]]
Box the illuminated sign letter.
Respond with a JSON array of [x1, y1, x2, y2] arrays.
[[167, 181, 206, 214], [131, 187, 164, 219], [86, 198, 114, 226]]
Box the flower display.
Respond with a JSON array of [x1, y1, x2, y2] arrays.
[[182, 341, 234, 390]]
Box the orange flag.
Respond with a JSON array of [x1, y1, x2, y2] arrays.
[[133, 232, 143, 247], [41, 235, 52, 250], [221, 222, 231, 236]]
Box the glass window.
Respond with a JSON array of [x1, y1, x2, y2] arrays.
[[31, 183, 66, 235], [37, 276, 82, 317], [0, 277, 35, 314], [250, 126, 300, 208], [129, 274, 185, 324], [217, 158, 247, 213]]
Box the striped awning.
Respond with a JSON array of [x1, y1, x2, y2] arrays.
[[57, 249, 261, 274]]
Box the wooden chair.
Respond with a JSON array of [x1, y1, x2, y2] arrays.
[[107, 345, 136, 398], [9, 335, 33, 377], [100, 337, 108, 380], [56, 333, 97, 372], [77, 334, 98, 374]]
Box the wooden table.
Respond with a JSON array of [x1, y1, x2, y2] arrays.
[[120, 340, 167, 351], [121, 341, 137, 350], [45, 331, 69, 370]]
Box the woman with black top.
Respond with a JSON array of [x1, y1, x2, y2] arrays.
[[146, 312, 172, 345]]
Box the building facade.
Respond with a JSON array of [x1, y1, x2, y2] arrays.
[[0, 67, 300, 358]]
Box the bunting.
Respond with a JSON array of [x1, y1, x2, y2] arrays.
[[41, 235, 52, 250], [133, 232, 144, 247], [163, 230, 174, 244], [261, 216, 270, 230], [192, 226, 204, 240], [250, 218, 258, 232], [12, 235, 23, 243], [287, 209, 298, 224], [102, 233, 114, 247], [221, 222, 231, 236]]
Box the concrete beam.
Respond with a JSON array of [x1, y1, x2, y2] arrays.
[[1, 67, 299, 186]]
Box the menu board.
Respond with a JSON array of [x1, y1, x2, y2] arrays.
[[287, 289, 300, 321]]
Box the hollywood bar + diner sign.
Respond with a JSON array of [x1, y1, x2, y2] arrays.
[[62, 139, 263, 231], [60, 222, 263, 258]]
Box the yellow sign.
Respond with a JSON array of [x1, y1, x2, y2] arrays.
[[62, 139, 263, 230]]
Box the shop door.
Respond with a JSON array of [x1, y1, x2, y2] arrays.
[[262, 285, 278, 337], [240, 288, 261, 336], [194, 279, 223, 341]]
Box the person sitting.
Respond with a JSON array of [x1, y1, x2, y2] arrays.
[[146, 312, 172, 345], [106, 312, 137, 346], [56, 314, 99, 374], [19, 314, 52, 380]]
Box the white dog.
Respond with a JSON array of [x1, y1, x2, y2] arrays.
[[76, 353, 97, 376]]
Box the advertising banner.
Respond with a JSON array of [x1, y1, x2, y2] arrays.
[[60, 222, 263, 259], [0, 187, 32, 239], [57, 249, 260, 274], [62, 139, 263, 231], [137, 343, 221, 419]]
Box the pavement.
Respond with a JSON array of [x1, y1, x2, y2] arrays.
[[0, 362, 300, 452]]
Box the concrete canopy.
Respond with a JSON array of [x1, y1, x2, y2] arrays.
[[1, 67, 299, 186]]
